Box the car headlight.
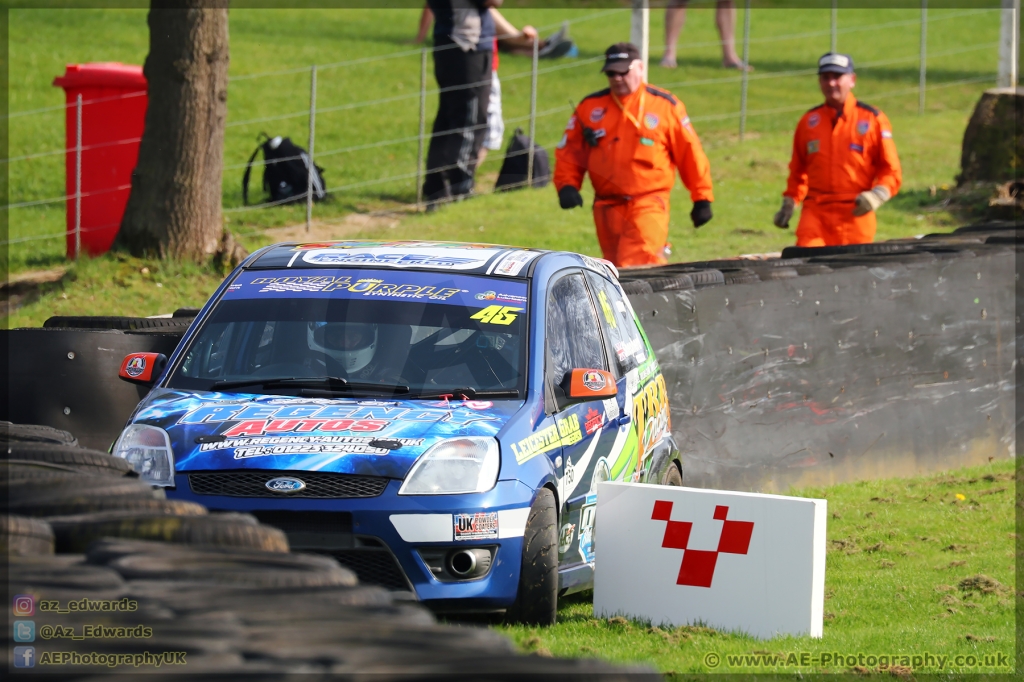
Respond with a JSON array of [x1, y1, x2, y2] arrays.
[[399, 437, 499, 495], [112, 424, 176, 487]]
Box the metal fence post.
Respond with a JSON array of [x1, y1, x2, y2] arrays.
[[739, 0, 751, 141], [306, 64, 317, 233], [919, 0, 928, 114], [630, 0, 650, 77], [831, 0, 838, 53], [527, 35, 538, 188], [416, 48, 427, 210], [74, 94, 82, 259]]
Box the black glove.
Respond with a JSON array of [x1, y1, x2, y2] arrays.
[[691, 200, 713, 228], [558, 185, 584, 210]]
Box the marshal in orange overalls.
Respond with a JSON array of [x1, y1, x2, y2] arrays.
[[554, 85, 714, 267], [784, 95, 902, 247]]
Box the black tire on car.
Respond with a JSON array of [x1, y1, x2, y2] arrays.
[[661, 461, 682, 487], [505, 487, 558, 626], [0, 421, 78, 447], [3, 443, 134, 476], [1, 514, 55, 555]]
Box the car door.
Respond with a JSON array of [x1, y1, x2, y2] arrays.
[[544, 271, 620, 568]]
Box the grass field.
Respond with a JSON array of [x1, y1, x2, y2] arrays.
[[4, 6, 1001, 297], [490, 459, 1016, 676]]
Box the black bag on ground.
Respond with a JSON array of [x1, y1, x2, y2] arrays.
[[494, 128, 550, 191], [242, 133, 326, 205]]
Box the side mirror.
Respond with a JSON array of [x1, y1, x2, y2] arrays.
[[557, 368, 617, 408], [119, 352, 167, 386]]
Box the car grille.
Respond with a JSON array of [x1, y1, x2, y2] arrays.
[[187, 470, 389, 498], [322, 546, 413, 592]]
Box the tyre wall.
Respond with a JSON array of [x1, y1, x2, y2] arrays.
[[627, 247, 1017, 492], [2, 330, 182, 450]]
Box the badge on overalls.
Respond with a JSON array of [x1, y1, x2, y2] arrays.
[[640, 138, 654, 146]]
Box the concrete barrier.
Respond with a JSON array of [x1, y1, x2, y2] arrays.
[[2, 330, 181, 450], [627, 242, 1016, 492]]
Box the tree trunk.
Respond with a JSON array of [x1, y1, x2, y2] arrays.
[[118, 2, 229, 261]]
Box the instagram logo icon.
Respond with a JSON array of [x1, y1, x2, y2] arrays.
[[13, 595, 35, 617]]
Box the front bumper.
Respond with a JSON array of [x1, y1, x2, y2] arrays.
[[167, 475, 535, 611]]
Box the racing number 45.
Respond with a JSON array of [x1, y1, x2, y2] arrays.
[[471, 305, 522, 325]]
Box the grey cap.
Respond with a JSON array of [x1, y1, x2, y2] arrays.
[[818, 52, 854, 74]]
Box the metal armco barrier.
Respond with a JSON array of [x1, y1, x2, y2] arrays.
[[627, 246, 1016, 492], [2, 330, 181, 450]]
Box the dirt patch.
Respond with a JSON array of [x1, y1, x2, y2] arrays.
[[2, 266, 68, 317], [262, 211, 406, 244], [958, 574, 1010, 596]]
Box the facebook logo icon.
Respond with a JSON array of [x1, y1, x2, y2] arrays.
[[13, 646, 35, 668]]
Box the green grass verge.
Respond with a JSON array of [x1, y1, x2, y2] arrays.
[[492, 459, 1016, 676], [2, 6, 1001, 326]]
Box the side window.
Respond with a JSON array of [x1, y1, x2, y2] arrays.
[[546, 272, 609, 398], [585, 271, 647, 376]]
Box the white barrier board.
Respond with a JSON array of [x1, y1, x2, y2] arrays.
[[594, 482, 826, 639]]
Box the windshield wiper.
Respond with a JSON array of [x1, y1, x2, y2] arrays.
[[412, 387, 520, 399], [210, 376, 349, 391], [210, 377, 409, 395], [299, 381, 410, 396]]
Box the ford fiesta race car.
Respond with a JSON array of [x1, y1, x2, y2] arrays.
[[113, 241, 679, 624]]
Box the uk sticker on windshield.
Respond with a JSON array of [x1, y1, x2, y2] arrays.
[[454, 512, 499, 540]]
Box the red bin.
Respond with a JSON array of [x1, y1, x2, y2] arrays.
[[53, 63, 148, 258]]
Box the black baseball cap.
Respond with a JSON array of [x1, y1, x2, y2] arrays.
[[818, 52, 855, 74], [602, 42, 640, 74]]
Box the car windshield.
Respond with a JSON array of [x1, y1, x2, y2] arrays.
[[167, 268, 529, 398]]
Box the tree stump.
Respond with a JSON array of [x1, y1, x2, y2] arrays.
[[958, 87, 1023, 185]]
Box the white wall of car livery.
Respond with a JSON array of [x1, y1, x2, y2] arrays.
[[117, 241, 680, 604]]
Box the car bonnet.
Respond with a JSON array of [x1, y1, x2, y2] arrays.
[[134, 388, 522, 479]]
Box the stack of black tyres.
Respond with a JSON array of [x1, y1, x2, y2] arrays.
[[42, 307, 198, 332], [1, 421, 654, 678], [615, 222, 1016, 293]]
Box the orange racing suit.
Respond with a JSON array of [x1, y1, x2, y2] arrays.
[[784, 95, 902, 247], [554, 85, 714, 267]]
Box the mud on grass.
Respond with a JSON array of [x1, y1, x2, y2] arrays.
[[493, 459, 1016, 676]]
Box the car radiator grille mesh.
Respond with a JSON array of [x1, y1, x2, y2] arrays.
[[187, 470, 388, 498], [322, 548, 412, 592]]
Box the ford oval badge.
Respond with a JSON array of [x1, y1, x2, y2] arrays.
[[266, 477, 306, 493]]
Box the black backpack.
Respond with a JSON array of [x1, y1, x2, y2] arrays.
[[242, 133, 326, 205], [495, 128, 551, 192]]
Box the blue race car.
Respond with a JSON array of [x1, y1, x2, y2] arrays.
[[112, 241, 679, 624]]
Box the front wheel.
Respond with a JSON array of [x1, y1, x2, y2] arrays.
[[504, 488, 558, 625], [661, 461, 682, 486]]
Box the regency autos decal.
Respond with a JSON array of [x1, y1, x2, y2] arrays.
[[133, 392, 522, 475]]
